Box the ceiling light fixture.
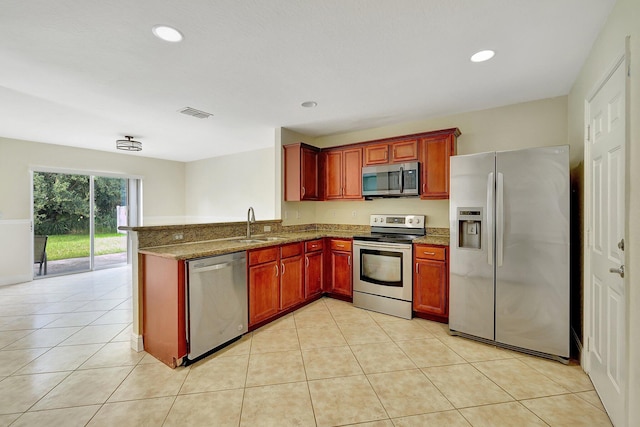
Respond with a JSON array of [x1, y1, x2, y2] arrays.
[[152, 25, 183, 42], [470, 50, 495, 63], [116, 136, 142, 151], [301, 101, 318, 108]]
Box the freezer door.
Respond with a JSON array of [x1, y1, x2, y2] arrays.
[[449, 152, 495, 340], [494, 146, 570, 357]]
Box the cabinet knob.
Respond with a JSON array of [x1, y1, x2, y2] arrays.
[[275, 265, 279, 277], [416, 263, 419, 274], [423, 251, 435, 256]]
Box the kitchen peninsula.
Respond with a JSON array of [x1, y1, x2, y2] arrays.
[[125, 220, 449, 367]]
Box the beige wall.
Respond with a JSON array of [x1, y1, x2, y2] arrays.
[[0, 136, 185, 284], [281, 96, 569, 228], [0, 137, 186, 222], [567, 0, 639, 424], [185, 147, 276, 223]]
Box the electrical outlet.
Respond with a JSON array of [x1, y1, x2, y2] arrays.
[[173, 233, 184, 240], [295, 210, 300, 219], [264, 225, 271, 232], [331, 210, 336, 217], [284, 211, 288, 219], [351, 211, 357, 217]]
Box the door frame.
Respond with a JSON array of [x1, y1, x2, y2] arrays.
[[582, 45, 629, 421], [30, 166, 142, 275]]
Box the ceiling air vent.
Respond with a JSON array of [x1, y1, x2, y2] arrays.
[[179, 107, 213, 119]]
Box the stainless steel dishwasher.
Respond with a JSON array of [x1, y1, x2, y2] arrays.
[[186, 251, 248, 362]]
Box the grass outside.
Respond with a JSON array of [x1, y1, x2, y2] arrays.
[[45, 233, 127, 260]]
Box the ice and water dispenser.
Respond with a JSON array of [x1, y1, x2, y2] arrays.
[[457, 208, 482, 250]]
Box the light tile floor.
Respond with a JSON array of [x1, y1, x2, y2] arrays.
[[0, 266, 612, 426]]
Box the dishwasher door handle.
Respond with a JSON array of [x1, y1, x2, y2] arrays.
[[190, 258, 245, 273]]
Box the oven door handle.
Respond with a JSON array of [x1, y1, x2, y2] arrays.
[[353, 241, 412, 250]]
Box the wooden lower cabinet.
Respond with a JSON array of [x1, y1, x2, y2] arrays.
[[140, 254, 187, 368], [248, 259, 280, 325], [304, 239, 324, 298], [280, 254, 304, 310], [413, 244, 449, 323], [248, 243, 305, 328], [327, 239, 353, 299]]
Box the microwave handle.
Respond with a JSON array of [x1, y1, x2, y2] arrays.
[[399, 166, 404, 193]]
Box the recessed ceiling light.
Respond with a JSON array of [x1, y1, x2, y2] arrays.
[[152, 25, 183, 43], [301, 101, 318, 108], [470, 50, 495, 63]]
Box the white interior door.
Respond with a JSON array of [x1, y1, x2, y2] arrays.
[[587, 57, 626, 426]]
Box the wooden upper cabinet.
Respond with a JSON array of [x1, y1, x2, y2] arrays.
[[324, 150, 343, 199], [284, 143, 319, 201], [342, 148, 362, 199], [364, 139, 418, 166], [391, 139, 418, 163], [324, 147, 362, 200], [364, 144, 389, 165], [419, 129, 460, 199]]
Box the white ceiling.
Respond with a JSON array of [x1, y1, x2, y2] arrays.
[[0, 0, 616, 162]]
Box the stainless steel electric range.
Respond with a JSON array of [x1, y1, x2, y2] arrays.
[[352, 214, 426, 319]]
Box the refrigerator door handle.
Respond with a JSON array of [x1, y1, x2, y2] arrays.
[[487, 172, 494, 266], [496, 172, 504, 267]]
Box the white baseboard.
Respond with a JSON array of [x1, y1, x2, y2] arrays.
[[0, 274, 32, 287], [131, 333, 144, 352]]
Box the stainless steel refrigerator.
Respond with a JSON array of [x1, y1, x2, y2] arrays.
[[449, 145, 570, 360]]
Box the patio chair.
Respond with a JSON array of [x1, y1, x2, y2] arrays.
[[34, 235, 48, 276]]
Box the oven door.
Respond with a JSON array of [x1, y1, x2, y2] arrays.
[[353, 241, 413, 302]]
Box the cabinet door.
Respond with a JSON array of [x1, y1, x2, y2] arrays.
[[364, 143, 389, 165], [413, 259, 448, 318], [391, 139, 418, 163], [420, 135, 455, 199], [305, 251, 323, 298], [342, 147, 363, 199], [301, 146, 319, 200], [249, 261, 280, 325], [330, 250, 352, 297], [324, 151, 343, 199], [280, 255, 304, 310]]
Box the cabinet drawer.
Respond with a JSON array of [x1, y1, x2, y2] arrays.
[[281, 242, 303, 259], [330, 239, 352, 252], [415, 245, 446, 261], [248, 247, 279, 266], [305, 239, 324, 253]]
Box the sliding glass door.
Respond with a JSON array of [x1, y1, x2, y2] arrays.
[[93, 176, 128, 270], [33, 171, 134, 278]]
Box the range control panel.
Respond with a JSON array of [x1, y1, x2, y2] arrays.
[[369, 214, 426, 229]]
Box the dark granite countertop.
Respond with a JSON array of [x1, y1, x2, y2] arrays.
[[139, 230, 449, 260]]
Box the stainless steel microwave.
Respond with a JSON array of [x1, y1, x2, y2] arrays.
[[362, 162, 420, 198]]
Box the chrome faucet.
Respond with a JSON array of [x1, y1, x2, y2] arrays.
[[247, 207, 255, 239]]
